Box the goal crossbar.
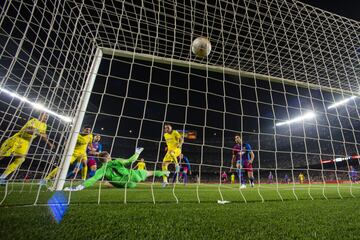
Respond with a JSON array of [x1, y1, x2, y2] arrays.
[[100, 47, 356, 97]]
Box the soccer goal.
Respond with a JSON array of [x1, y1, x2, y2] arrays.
[[1, 0, 360, 206]]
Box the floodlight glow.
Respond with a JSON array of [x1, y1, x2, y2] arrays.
[[0, 87, 72, 123], [328, 96, 356, 109], [33, 103, 45, 111], [276, 111, 316, 126]]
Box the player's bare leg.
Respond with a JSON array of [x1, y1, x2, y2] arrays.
[[162, 151, 179, 187], [248, 171, 255, 187], [162, 161, 170, 187], [81, 158, 88, 180], [0, 155, 26, 184], [236, 162, 246, 188]]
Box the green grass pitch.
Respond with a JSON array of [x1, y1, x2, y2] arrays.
[[1, 183, 360, 239]]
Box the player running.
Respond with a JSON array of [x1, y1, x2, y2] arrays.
[[232, 134, 244, 188], [221, 171, 228, 183], [241, 142, 255, 188], [44, 126, 94, 182], [65, 134, 102, 180], [284, 174, 289, 184], [162, 123, 183, 187], [231, 134, 241, 170], [64, 148, 169, 190], [172, 154, 191, 185], [0, 113, 54, 183], [232, 134, 255, 188], [87, 134, 103, 177], [349, 166, 357, 183], [268, 171, 273, 184]]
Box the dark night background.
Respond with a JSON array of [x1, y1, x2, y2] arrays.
[[0, 0, 359, 181], [299, 0, 360, 22]]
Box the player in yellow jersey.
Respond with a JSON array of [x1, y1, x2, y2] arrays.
[[135, 158, 146, 170], [45, 126, 95, 182], [298, 172, 305, 184], [231, 173, 235, 184], [0, 113, 54, 183], [162, 123, 183, 187]]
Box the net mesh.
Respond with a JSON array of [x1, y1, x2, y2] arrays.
[[1, 0, 360, 205]]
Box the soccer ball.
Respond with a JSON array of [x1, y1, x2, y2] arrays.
[[191, 37, 211, 58]]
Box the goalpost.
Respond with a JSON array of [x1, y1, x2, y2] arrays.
[[1, 0, 360, 206]]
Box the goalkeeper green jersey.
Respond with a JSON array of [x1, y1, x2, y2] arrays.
[[83, 153, 146, 188]]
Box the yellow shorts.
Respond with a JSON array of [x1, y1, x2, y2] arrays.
[[163, 148, 181, 163], [0, 136, 30, 157], [70, 151, 88, 164]]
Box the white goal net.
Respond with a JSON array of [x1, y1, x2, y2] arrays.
[[1, 0, 360, 205]]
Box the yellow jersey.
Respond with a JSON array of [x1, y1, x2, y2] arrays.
[[15, 118, 47, 141], [75, 133, 93, 153], [164, 130, 182, 151], [136, 161, 146, 170], [299, 174, 304, 180]]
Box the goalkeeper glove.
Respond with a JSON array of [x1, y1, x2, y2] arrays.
[[135, 147, 144, 155], [63, 185, 84, 192]]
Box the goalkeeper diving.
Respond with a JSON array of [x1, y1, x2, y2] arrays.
[[64, 148, 169, 191]]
